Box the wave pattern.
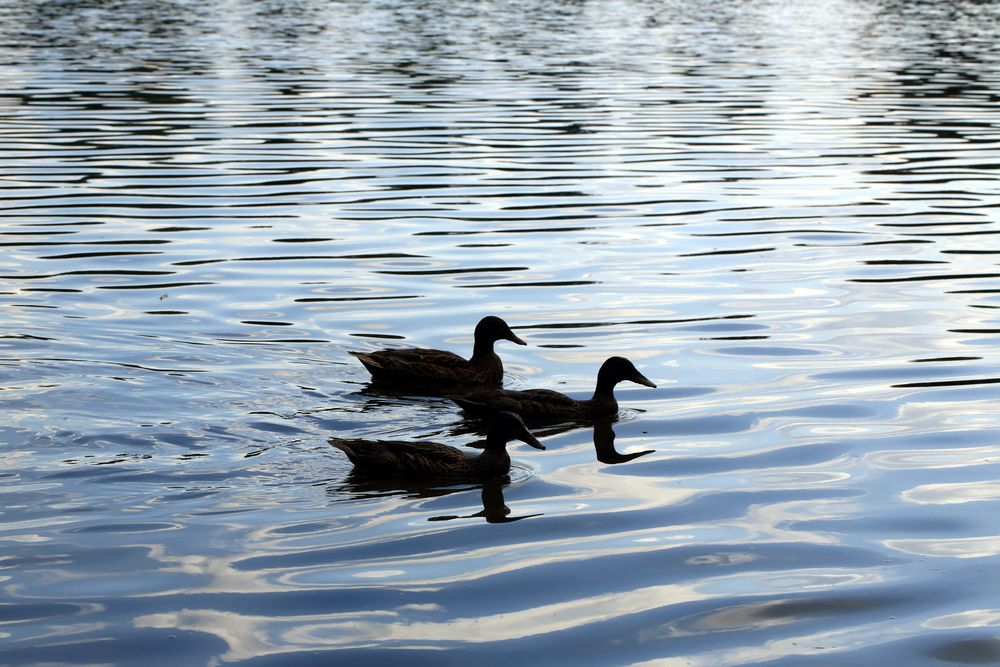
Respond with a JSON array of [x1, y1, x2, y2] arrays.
[[2, 0, 1000, 665]]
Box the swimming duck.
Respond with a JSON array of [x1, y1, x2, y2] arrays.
[[349, 316, 526, 388], [451, 356, 656, 420], [329, 411, 545, 479]]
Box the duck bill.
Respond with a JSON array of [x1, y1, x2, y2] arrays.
[[506, 330, 528, 346], [520, 432, 546, 450], [632, 372, 657, 388]]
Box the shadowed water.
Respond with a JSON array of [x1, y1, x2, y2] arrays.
[[2, 0, 1000, 665]]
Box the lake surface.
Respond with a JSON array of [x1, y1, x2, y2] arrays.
[[2, 0, 1000, 664]]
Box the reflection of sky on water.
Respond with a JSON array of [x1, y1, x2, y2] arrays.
[[133, 565, 891, 659], [903, 480, 1000, 506]]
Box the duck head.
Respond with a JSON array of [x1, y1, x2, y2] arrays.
[[596, 356, 657, 393], [486, 411, 545, 450], [476, 316, 527, 347]]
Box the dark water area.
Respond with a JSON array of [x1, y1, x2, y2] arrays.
[[2, 0, 1000, 664]]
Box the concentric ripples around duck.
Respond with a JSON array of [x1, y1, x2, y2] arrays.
[[2, 0, 1000, 665]]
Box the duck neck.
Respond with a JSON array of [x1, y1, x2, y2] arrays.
[[592, 373, 618, 400], [483, 432, 508, 452], [470, 336, 496, 363], [477, 441, 510, 465]]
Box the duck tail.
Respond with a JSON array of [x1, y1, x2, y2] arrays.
[[329, 437, 359, 462], [349, 351, 383, 374], [451, 396, 488, 413]]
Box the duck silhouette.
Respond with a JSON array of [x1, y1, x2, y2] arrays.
[[350, 316, 526, 389], [452, 356, 656, 420], [329, 411, 544, 479]]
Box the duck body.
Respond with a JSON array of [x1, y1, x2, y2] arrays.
[[350, 347, 503, 387], [330, 437, 511, 478], [330, 411, 545, 480], [350, 316, 525, 389], [452, 356, 656, 421], [453, 387, 618, 420]]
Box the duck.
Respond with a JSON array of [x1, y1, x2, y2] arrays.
[[329, 411, 545, 479], [451, 356, 656, 420], [349, 316, 526, 388]]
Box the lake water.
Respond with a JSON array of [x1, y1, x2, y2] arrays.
[[2, 0, 1000, 664]]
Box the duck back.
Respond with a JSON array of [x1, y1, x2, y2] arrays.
[[455, 388, 617, 420], [330, 437, 510, 478], [351, 348, 503, 387]]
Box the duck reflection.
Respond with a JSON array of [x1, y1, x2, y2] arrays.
[[457, 418, 654, 465], [445, 416, 579, 444], [350, 381, 457, 410], [428, 481, 542, 524], [333, 475, 541, 524], [592, 420, 654, 465]]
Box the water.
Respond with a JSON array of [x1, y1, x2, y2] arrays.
[[2, 0, 1000, 664]]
